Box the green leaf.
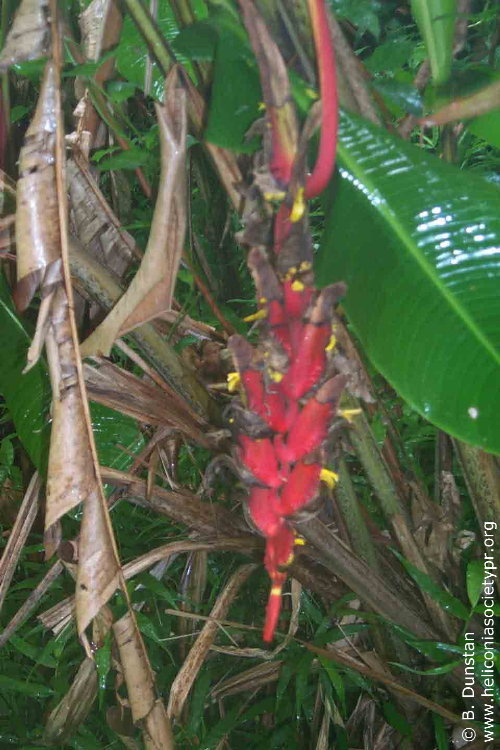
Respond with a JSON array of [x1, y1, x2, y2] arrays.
[[106, 81, 137, 103], [402, 638, 462, 661], [319, 656, 346, 713], [173, 21, 218, 60], [317, 110, 500, 454], [204, 26, 261, 153], [330, 0, 381, 39], [10, 104, 30, 123], [371, 79, 423, 115], [0, 437, 14, 468], [0, 274, 50, 468], [466, 559, 485, 607], [468, 110, 500, 149], [392, 550, 470, 619], [9, 635, 58, 668], [90, 403, 144, 472], [410, 0, 456, 84], [390, 658, 462, 675], [382, 701, 412, 737], [203, 697, 275, 747], [276, 656, 297, 703], [433, 714, 448, 750], [64, 50, 117, 78], [295, 651, 314, 716], [0, 675, 53, 698], [115, 5, 181, 100], [187, 667, 212, 735], [365, 38, 415, 75], [93, 146, 152, 172], [95, 633, 112, 694]]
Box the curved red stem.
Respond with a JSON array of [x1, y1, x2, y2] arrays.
[[305, 0, 338, 199]]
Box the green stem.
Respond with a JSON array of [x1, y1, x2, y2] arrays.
[[336, 456, 379, 570], [121, 0, 174, 76]]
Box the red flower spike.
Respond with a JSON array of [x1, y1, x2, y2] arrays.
[[241, 369, 265, 412], [281, 400, 330, 463], [281, 285, 345, 398], [267, 299, 291, 354], [285, 374, 347, 462], [273, 203, 292, 257], [264, 525, 295, 577], [269, 110, 296, 187], [280, 461, 321, 515], [280, 323, 329, 399], [248, 488, 283, 536], [239, 435, 282, 488], [261, 388, 289, 433], [305, 0, 338, 200], [238, 0, 298, 192], [262, 526, 295, 641], [247, 248, 283, 306], [283, 278, 314, 319], [263, 574, 286, 642], [231, 2, 344, 644], [246, 248, 291, 352]]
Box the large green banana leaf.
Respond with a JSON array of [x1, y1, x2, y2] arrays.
[[317, 110, 500, 454]]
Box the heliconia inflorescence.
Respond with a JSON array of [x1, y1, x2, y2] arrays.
[[228, 253, 346, 642], [231, 0, 342, 641]]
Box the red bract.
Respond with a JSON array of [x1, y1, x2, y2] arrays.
[[283, 278, 314, 319], [285, 375, 346, 462], [262, 525, 295, 642], [248, 488, 283, 536], [241, 369, 265, 413], [239, 436, 282, 488], [280, 461, 321, 515], [263, 578, 286, 643]]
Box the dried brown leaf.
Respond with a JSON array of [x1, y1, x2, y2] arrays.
[[83, 359, 208, 444], [0, 0, 49, 70], [211, 660, 281, 700], [38, 538, 255, 636], [178, 551, 208, 655], [81, 68, 187, 357], [72, 0, 123, 149], [14, 63, 60, 312], [75, 486, 121, 635], [0, 473, 41, 615], [0, 560, 63, 647], [315, 705, 332, 750], [294, 516, 438, 641], [238, 0, 298, 187], [69, 237, 217, 416], [102, 469, 248, 537], [168, 563, 257, 719], [421, 80, 500, 128], [44, 286, 107, 537], [67, 158, 135, 277], [303, 639, 464, 726], [43, 658, 98, 744], [15, 51, 122, 639], [113, 612, 174, 750]]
